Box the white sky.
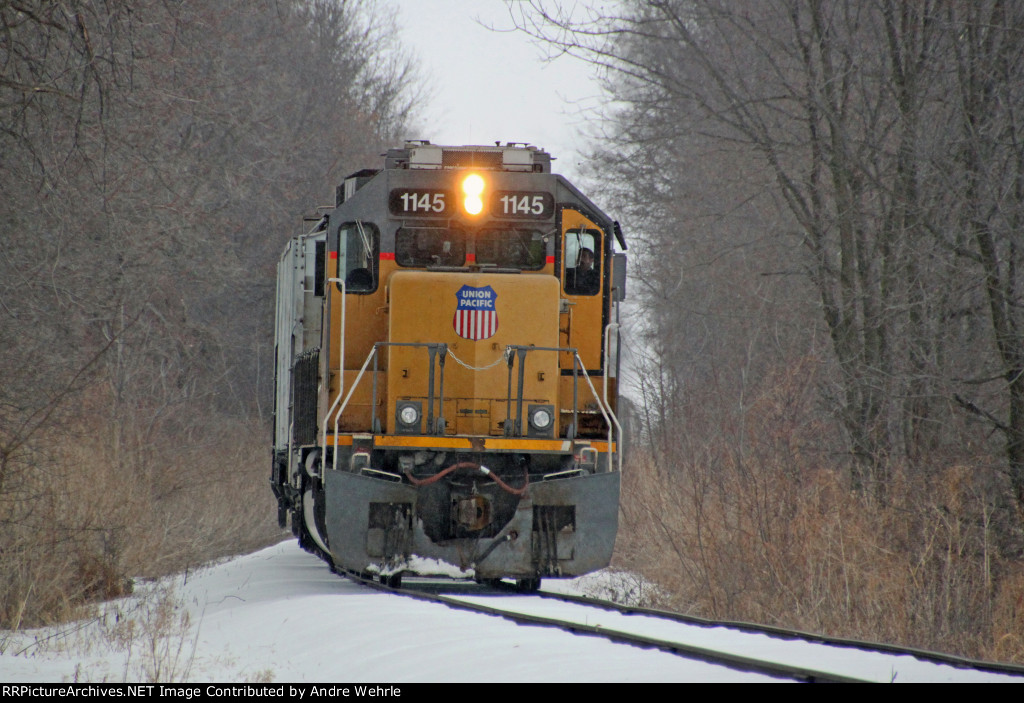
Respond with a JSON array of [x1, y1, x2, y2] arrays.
[[3, 542, 1020, 682], [390, 0, 604, 181]]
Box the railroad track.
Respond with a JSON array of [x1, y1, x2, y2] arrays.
[[531, 588, 1024, 681], [342, 573, 1024, 682]]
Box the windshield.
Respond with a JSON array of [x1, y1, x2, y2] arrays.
[[476, 228, 545, 270], [395, 227, 466, 267]]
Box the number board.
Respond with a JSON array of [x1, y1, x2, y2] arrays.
[[389, 189, 452, 216], [389, 188, 554, 218], [492, 191, 554, 219]]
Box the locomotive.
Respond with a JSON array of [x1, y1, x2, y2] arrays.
[[271, 141, 626, 590]]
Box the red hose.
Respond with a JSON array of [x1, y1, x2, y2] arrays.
[[404, 461, 529, 496]]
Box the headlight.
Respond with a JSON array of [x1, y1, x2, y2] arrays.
[[527, 404, 555, 437], [462, 173, 484, 215], [531, 408, 552, 430], [396, 401, 422, 434]]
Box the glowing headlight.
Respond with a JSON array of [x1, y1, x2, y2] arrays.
[[531, 408, 552, 430], [462, 173, 485, 215], [400, 405, 420, 425]]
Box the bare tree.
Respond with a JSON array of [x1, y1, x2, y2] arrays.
[[0, 0, 421, 625], [944, 1, 1024, 508], [515, 1, 1024, 509]]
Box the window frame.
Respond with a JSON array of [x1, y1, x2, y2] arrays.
[[336, 221, 380, 295], [562, 226, 602, 296]]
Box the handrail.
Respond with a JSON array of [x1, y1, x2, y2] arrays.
[[325, 342, 448, 469], [574, 350, 620, 473], [504, 344, 576, 438], [503, 344, 622, 473], [321, 340, 621, 474], [330, 344, 382, 472], [319, 277, 346, 477], [374, 342, 448, 435], [603, 323, 624, 473]]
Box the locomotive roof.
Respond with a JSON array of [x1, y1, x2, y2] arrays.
[[384, 140, 552, 173], [334, 141, 624, 251]]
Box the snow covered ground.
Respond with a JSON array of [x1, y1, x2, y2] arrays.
[[1, 542, 1020, 683]]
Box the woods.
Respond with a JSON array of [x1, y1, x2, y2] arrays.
[[0, 0, 416, 627], [517, 0, 1024, 660], [3, 0, 1023, 665]]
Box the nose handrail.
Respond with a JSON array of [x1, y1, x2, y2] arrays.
[[503, 344, 621, 472], [321, 342, 621, 474]]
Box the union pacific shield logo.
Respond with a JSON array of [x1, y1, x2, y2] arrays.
[[453, 285, 498, 340]]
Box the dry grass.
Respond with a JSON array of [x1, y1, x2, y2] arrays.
[[0, 407, 282, 630], [6, 355, 1022, 667], [91, 586, 198, 682], [615, 361, 1024, 664]]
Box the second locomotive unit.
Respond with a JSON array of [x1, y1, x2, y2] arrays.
[[272, 141, 625, 589]]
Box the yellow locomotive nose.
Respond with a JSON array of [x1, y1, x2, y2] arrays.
[[273, 141, 624, 590], [461, 173, 485, 215]]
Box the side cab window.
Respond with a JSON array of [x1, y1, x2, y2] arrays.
[[563, 219, 602, 296], [337, 222, 379, 293]]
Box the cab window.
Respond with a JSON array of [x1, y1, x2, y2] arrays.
[[395, 227, 466, 267], [564, 228, 601, 295], [338, 222, 379, 293], [476, 228, 545, 270]]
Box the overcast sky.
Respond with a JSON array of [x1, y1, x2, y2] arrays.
[[391, 0, 604, 180]]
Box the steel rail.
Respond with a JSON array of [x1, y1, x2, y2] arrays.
[[340, 572, 868, 683], [527, 589, 1024, 679]]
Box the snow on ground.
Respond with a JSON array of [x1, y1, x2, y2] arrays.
[[444, 595, 1023, 683], [1, 541, 1021, 683], [0, 542, 773, 683]]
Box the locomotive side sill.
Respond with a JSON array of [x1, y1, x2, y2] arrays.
[[314, 433, 615, 454]]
